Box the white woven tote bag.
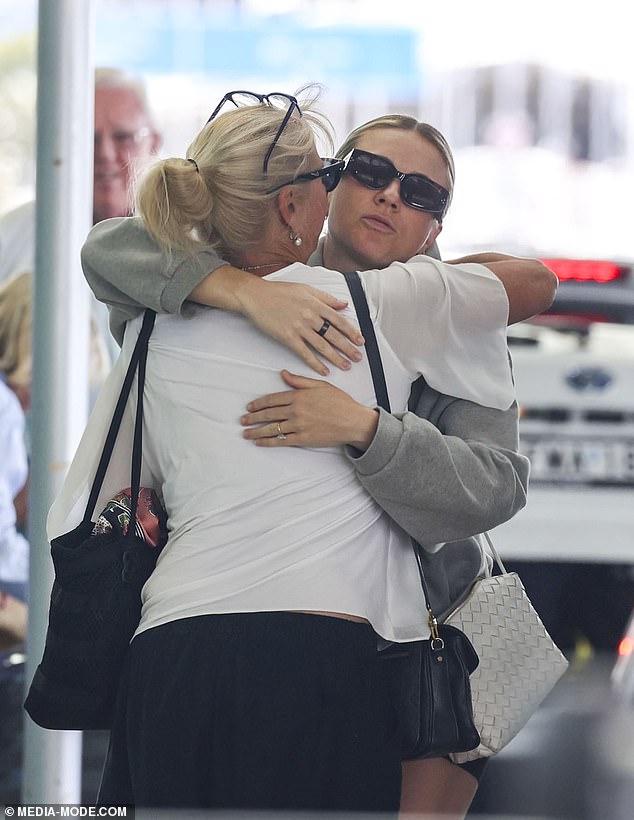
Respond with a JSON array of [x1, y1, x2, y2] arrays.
[[446, 533, 569, 763]]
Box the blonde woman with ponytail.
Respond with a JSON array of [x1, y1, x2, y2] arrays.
[[55, 88, 555, 811]]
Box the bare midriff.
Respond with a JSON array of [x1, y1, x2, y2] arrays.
[[296, 609, 370, 624]]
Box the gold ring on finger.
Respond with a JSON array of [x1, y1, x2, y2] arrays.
[[276, 422, 287, 440]]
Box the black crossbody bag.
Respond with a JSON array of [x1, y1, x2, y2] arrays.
[[25, 310, 162, 730], [343, 271, 480, 760]]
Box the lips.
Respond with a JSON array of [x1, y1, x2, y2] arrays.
[[361, 214, 394, 232], [94, 171, 124, 187]]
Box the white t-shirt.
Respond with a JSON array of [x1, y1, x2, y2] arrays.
[[48, 257, 512, 642]]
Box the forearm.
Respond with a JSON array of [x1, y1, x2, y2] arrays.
[[189, 264, 270, 312], [488, 257, 557, 323], [446, 252, 519, 265], [346, 398, 529, 545]]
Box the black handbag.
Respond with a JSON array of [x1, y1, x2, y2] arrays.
[[343, 272, 481, 760], [25, 309, 160, 730]]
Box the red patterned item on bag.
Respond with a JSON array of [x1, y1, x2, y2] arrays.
[[91, 487, 167, 548]]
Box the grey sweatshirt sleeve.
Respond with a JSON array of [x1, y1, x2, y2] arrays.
[[345, 384, 529, 546], [81, 217, 227, 345]]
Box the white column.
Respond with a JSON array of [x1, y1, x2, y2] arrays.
[[23, 0, 95, 803]]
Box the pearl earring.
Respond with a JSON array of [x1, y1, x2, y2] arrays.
[[290, 231, 303, 247]]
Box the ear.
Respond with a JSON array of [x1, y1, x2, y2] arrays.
[[276, 186, 297, 228], [418, 219, 442, 254], [150, 130, 163, 154]]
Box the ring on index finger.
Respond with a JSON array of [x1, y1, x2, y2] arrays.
[[276, 422, 287, 440], [317, 320, 331, 337]]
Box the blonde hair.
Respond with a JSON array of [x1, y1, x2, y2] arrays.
[[0, 272, 32, 388], [336, 115, 455, 220], [0, 272, 110, 390], [136, 87, 333, 258]]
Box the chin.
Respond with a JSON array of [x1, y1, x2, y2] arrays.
[[355, 241, 397, 270], [94, 202, 132, 223], [362, 252, 395, 271]]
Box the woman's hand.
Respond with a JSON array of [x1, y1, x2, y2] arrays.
[[234, 278, 365, 376], [241, 370, 379, 450], [191, 267, 365, 376]]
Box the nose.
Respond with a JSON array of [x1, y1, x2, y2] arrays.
[[374, 178, 401, 208], [94, 133, 118, 165]]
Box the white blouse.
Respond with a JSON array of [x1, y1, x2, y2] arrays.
[[48, 257, 512, 642]]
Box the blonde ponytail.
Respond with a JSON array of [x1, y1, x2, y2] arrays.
[[136, 157, 214, 254]]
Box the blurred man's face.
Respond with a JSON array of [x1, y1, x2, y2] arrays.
[[93, 86, 160, 224]]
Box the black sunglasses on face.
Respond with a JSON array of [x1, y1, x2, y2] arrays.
[[344, 149, 449, 217], [206, 90, 301, 174], [266, 158, 346, 195]]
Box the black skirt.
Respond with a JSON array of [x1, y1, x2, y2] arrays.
[[98, 611, 402, 812]]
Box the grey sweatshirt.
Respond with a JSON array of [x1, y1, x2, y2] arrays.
[[81, 217, 528, 613]]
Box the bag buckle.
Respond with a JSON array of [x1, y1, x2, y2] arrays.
[[429, 613, 445, 651]]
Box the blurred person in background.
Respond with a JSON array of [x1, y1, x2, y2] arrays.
[[91, 66, 162, 225], [82, 105, 555, 816], [0, 376, 28, 804], [0, 272, 109, 803], [0, 201, 35, 288], [0, 65, 162, 447], [0, 66, 161, 802], [0, 274, 31, 804], [0, 66, 162, 286]]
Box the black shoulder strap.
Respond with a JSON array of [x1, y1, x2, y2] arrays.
[[82, 309, 156, 528], [342, 271, 391, 413], [342, 272, 438, 623]]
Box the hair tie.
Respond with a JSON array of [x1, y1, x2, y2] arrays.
[[186, 157, 199, 173]]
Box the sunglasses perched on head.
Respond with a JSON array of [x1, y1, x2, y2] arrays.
[[266, 158, 346, 195], [206, 90, 301, 173], [343, 149, 449, 217]]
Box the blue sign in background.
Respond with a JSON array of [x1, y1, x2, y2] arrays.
[[95, 6, 420, 92]]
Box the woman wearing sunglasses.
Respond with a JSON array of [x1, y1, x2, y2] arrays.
[[242, 116, 527, 818], [65, 89, 555, 810]]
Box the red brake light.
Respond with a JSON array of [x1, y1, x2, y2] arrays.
[[541, 259, 624, 283], [618, 636, 634, 657]]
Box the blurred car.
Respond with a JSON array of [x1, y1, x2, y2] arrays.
[[468, 258, 634, 820], [495, 257, 634, 565], [612, 607, 634, 705], [487, 258, 634, 655]]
